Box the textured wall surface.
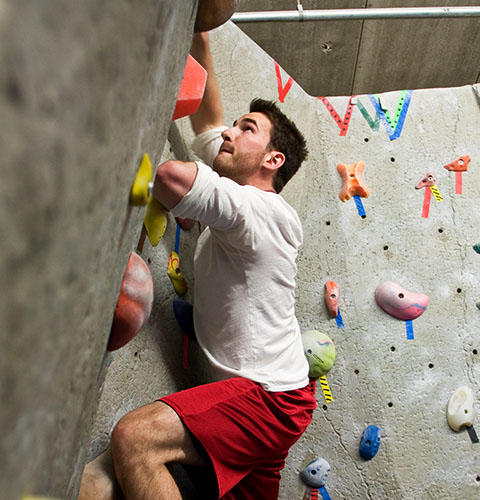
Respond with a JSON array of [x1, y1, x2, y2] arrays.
[[0, 1, 197, 498], [91, 22, 480, 499]]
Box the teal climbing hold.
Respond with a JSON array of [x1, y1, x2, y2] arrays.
[[473, 243, 480, 254]]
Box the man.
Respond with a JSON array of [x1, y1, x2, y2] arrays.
[[79, 32, 313, 500]]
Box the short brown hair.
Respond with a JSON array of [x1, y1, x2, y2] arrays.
[[250, 98, 308, 193]]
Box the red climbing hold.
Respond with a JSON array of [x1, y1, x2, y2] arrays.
[[108, 252, 154, 351], [172, 55, 207, 121], [443, 155, 470, 172]]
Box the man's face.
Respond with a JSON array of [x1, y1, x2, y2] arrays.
[[213, 112, 272, 185]]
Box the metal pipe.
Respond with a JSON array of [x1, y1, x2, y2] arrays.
[[231, 7, 480, 23]]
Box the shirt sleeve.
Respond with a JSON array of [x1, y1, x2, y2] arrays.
[[170, 161, 251, 232], [191, 126, 228, 167]]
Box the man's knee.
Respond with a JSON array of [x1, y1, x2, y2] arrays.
[[111, 402, 181, 466]]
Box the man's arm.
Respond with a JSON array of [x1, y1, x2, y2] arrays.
[[189, 32, 224, 135], [152, 160, 198, 210]]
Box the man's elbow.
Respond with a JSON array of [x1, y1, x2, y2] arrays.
[[153, 160, 197, 210]]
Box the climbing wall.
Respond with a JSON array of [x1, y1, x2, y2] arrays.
[[0, 1, 199, 499], [84, 19, 480, 500], [172, 22, 479, 499]]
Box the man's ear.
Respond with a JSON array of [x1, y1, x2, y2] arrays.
[[263, 151, 285, 172]]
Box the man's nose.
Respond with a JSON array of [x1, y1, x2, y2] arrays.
[[221, 127, 233, 141]]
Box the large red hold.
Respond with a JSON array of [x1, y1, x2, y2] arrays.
[[108, 252, 154, 351], [172, 55, 207, 121]]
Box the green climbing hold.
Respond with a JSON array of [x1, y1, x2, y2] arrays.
[[302, 330, 336, 378], [476, 302, 480, 310], [473, 243, 480, 254]]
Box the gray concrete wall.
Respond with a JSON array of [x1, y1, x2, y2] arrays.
[[91, 22, 480, 499], [0, 1, 198, 499]]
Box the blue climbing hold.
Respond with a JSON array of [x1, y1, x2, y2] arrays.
[[300, 457, 330, 488], [173, 299, 196, 341], [359, 425, 381, 460]]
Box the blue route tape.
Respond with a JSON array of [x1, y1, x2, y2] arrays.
[[320, 486, 331, 500], [174, 223, 181, 254], [335, 309, 345, 328], [368, 94, 394, 137], [353, 195, 366, 218], [406, 320, 414, 340], [368, 90, 412, 141], [390, 90, 413, 140]]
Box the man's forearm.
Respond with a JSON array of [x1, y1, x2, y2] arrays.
[[189, 32, 223, 135]]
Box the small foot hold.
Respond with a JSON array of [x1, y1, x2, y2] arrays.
[[300, 457, 330, 488], [359, 425, 381, 460], [167, 251, 188, 296]]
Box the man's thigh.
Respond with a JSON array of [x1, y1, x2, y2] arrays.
[[112, 400, 207, 467]]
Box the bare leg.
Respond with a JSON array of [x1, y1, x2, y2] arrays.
[[111, 401, 206, 500], [78, 448, 124, 500]]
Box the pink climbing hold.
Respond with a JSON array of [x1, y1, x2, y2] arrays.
[[415, 171, 436, 190], [108, 252, 154, 351], [375, 281, 429, 321]]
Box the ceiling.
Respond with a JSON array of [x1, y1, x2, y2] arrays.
[[234, 0, 480, 97]]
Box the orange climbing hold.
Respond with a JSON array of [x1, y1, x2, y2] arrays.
[[172, 55, 207, 121], [337, 161, 370, 202], [324, 281, 340, 318], [108, 252, 154, 351], [443, 155, 470, 172]]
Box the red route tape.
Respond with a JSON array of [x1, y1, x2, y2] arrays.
[[318, 96, 355, 136], [274, 60, 294, 103], [422, 188, 431, 218], [456, 171, 463, 194]]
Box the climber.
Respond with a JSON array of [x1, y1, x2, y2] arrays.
[[79, 31, 313, 500]]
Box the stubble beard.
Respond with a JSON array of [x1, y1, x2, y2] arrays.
[[213, 151, 265, 185]]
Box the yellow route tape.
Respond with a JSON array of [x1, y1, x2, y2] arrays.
[[318, 375, 333, 403]]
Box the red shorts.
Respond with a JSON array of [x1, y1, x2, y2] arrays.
[[160, 377, 317, 499]]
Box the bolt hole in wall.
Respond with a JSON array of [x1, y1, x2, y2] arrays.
[[391, 346, 396, 351], [383, 245, 389, 251], [428, 363, 434, 368], [354, 369, 359, 374], [476, 475, 480, 482], [325, 221, 331, 226], [390, 157, 395, 162], [457, 288, 462, 293], [473, 349, 478, 355], [322, 405, 328, 411], [388, 402, 393, 408], [438, 228, 444, 233], [364, 138, 369, 142]]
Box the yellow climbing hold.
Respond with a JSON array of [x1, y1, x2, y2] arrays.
[[144, 198, 168, 246], [167, 251, 188, 296], [130, 153, 153, 206]]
